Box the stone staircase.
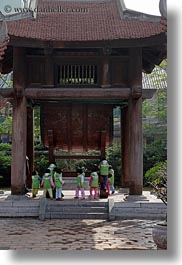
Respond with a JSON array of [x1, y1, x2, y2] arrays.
[[40, 199, 109, 220]]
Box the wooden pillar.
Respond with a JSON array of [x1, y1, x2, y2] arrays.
[[44, 47, 54, 87], [121, 47, 143, 195], [101, 48, 111, 88], [121, 107, 129, 187], [48, 130, 55, 163], [11, 47, 27, 194], [121, 98, 143, 195], [26, 106, 34, 189], [100, 130, 107, 160]]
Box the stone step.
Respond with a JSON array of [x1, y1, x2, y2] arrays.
[[46, 200, 108, 207], [44, 199, 109, 219], [45, 212, 108, 219], [46, 205, 108, 213]]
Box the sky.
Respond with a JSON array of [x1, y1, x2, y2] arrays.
[[124, 0, 161, 15]]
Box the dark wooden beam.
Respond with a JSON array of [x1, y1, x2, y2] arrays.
[[142, 89, 157, 99], [64, 35, 166, 48], [55, 155, 101, 160], [24, 88, 131, 99], [1, 87, 156, 100], [9, 34, 166, 49], [0, 88, 14, 98]]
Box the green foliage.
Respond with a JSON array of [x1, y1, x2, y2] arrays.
[[146, 161, 167, 205], [34, 143, 48, 151], [0, 143, 12, 151], [142, 60, 167, 185], [106, 144, 121, 186], [34, 107, 41, 143], [55, 150, 100, 172], [143, 90, 167, 131], [144, 160, 167, 186], [34, 155, 49, 176], [143, 136, 167, 174], [143, 88, 167, 176], [0, 148, 11, 187], [0, 151, 11, 169], [0, 116, 12, 136]]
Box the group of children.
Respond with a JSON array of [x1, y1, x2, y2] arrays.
[[32, 163, 64, 201], [31, 160, 115, 200]]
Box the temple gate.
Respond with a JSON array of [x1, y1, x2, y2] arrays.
[[0, 0, 167, 195]]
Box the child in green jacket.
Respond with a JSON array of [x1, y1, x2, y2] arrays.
[[41, 168, 55, 199], [107, 165, 115, 195], [32, 170, 41, 198], [53, 167, 64, 201], [89, 169, 99, 199], [74, 168, 85, 200]]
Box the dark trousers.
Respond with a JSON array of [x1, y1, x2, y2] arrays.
[[100, 175, 108, 189]]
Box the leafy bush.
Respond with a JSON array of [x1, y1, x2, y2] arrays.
[[34, 155, 49, 176], [144, 160, 167, 186], [0, 150, 11, 187], [106, 144, 122, 186], [0, 143, 12, 151], [149, 162, 167, 206]]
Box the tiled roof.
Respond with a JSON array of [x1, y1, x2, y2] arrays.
[[5, 0, 165, 42]]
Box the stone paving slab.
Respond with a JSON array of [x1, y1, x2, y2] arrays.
[[0, 218, 158, 250]]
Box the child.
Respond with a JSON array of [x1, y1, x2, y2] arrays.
[[48, 163, 56, 198], [41, 168, 55, 199], [98, 158, 109, 190], [89, 169, 99, 200], [107, 165, 115, 195], [31, 170, 40, 198], [53, 167, 64, 201], [74, 168, 85, 200], [108, 165, 115, 194]]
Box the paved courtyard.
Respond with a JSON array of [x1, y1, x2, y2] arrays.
[[0, 218, 157, 250]]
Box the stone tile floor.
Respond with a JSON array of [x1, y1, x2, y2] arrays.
[[0, 218, 157, 250]]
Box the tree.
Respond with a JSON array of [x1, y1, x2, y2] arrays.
[[142, 60, 167, 175]]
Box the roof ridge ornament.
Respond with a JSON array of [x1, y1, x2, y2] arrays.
[[159, 0, 167, 19], [0, 11, 34, 22]]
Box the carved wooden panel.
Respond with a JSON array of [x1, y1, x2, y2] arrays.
[[40, 102, 113, 152]]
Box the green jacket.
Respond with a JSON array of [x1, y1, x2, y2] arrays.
[[108, 168, 114, 185], [43, 173, 52, 189], [99, 160, 109, 176], [54, 172, 63, 189], [90, 172, 99, 187], [32, 174, 40, 189], [76, 174, 84, 188]]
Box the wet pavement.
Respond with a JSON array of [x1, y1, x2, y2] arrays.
[[0, 218, 157, 250]]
